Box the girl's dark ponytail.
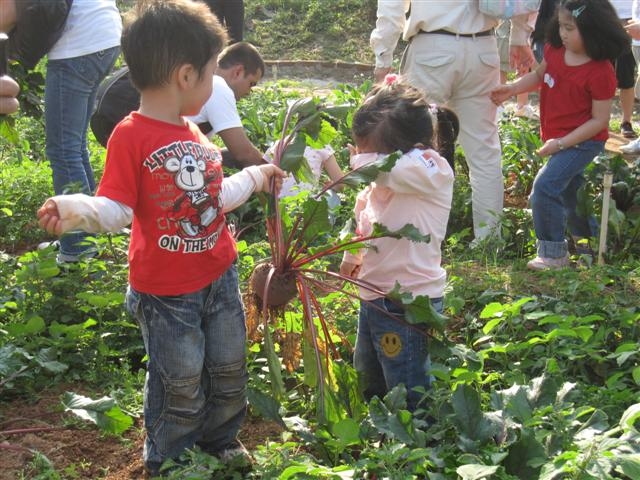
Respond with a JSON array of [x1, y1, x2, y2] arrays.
[[434, 106, 459, 171]]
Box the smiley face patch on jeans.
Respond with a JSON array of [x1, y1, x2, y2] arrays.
[[380, 332, 403, 357]]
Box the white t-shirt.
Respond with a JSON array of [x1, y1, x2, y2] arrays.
[[48, 0, 122, 60], [269, 145, 335, 198], [611, 0, 632, 19], [187, 75, 242, 136]]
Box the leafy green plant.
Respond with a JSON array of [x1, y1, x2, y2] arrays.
[[499, 116, 544, 198]]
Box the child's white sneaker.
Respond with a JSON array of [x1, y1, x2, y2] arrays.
[[527, 254, 569, 271], [620, 137, 640, 154]]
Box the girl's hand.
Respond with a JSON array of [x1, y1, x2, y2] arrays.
[[489, 85, 514, 105], [537, 138, 563, 157], [254, 164, 286, 195], [37, 199, 64, 236], [339, 260, 360, 278]]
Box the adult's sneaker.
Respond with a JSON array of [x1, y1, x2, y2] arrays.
[[526, 254, 569, 271], [514, 104, 539, 120], [620, 137, 640, 154]]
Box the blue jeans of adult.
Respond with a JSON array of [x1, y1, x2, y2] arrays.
[[125, 266, 248, 474], [530, 140, 603, 258], [354, 296, 443, 411], [45, 46, 119, 259]]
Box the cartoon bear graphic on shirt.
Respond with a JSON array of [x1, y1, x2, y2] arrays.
[[164, 154, 221, 237]]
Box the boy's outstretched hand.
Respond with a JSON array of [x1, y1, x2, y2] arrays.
[[37, 199, 65, 236], [253, 164, 286, 195]]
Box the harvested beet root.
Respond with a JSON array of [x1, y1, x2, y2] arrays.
[[249, 262, 298, 306]]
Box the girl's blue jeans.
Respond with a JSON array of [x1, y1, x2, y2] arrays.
[[45, 46, 120, 259], [354, 296, 443, 411], [529, 140, 602, 258], [125, 265, 248, 473]]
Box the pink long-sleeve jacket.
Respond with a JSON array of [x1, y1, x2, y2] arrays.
[[343, 148, 454, 301]]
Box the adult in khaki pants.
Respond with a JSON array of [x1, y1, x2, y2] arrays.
[[370, 0, 534, 242]]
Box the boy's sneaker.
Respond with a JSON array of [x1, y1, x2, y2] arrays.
[[620, 121, 637, 139], [620, 137, 640, 154], [37, 240, 60, 251], [217, 439, 253, 466], [527, 254, 569, 271]]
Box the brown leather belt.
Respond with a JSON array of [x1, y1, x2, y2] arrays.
[[419, 28, 495, 38]]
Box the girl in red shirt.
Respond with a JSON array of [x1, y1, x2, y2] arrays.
[[491, 0, 628, 270]]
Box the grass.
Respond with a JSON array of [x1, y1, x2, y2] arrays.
[[244, 0, 384, 63]]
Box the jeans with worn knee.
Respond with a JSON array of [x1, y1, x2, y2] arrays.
[[530, 140, 602, 258], [354, 296, 443, 411], [45, 46, 119, 258], [125, 265, 248, 473]]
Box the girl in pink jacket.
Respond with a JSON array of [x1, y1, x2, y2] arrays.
[[340, 78, 457, 411]]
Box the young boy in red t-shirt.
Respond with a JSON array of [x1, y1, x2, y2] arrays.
[[37, 0, 283, 475]]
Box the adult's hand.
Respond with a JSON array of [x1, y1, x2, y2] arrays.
[[625, 20, 640, 41], [509, 44, 535, 76], [0, 75, 19, 114], [374, 66, 392, 83]]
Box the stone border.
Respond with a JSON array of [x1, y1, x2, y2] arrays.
[[263, 60, 374, 85]]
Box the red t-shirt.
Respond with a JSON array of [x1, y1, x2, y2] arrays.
[[540, 45, 616, 142], [97, 112, 236, 295]]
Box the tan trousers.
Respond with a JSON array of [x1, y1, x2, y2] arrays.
[[402, 32, 503, 240]]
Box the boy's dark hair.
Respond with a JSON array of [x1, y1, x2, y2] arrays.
[[546, 0, 630, 61], [352, 81, 459, 167], [122, 0, 228, 90], [217, 41, 265, 77]]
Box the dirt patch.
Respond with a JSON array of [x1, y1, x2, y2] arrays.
[[0, 385, 283, 479]]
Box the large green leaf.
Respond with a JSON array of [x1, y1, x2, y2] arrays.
[[280, 133, 314, 184], [331, 418, 361, 447], [504, 429, 546, 479], [368, 395, 417, 446], [527, 374, 560, 408], [4, 315, 46, 337], [620, 403, 640, 433], [617, 454, 640, 478], [451, 384, 504, 445], [247, 387, 286, 428], [300, 195, 331, 244], [456, 464, 499, 480], [370, 222, 431, 243], [491, 384, 532, 423], [386, 283, 447, 332], [336, 151, 402, 188], [35, 347, 68, 374], [61, 392, 133, 435]]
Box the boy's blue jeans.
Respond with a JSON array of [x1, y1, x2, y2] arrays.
[[529, 140, 602, 258], [45, 46, 119, 259], [354, 296, 443, 411], [125, 266, 248, 473]]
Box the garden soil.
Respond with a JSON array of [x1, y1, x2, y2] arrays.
[[0, 384, 283, 479]]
